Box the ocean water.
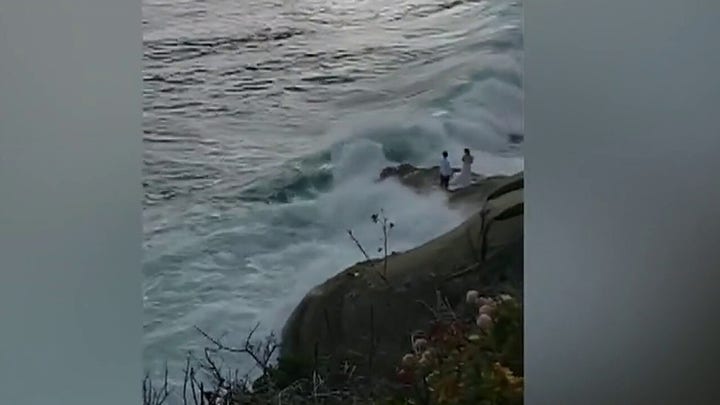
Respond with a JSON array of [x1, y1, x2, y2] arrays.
[[143, 0, 524, 387]]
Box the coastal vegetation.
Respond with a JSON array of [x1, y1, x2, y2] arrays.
[[144, 165, 524, 405]]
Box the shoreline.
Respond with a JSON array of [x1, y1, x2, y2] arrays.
[[280, 164, 524, 377]]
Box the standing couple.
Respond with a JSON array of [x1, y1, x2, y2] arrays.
[[439, 148, 474, 191]]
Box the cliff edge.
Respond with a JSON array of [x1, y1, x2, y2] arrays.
[[280, 165, 524, 377]]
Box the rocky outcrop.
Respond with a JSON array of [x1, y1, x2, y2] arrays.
[[280, 165, 524, 378], [378, 163, 522, 212], [377, 163, 483, 194]]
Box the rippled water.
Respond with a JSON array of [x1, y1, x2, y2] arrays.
[[143, 0, 523, 388]]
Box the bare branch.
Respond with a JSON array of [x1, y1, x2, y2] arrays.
[[194, 323, 279, 377], [142, 364, 170, 405], [346, 229, 371, 261], [183, 355, 190, 405]]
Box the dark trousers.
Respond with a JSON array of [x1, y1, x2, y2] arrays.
[[440, 175, 450, 190]]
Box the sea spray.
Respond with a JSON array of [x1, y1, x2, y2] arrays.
[[142, 0, 524, 389]]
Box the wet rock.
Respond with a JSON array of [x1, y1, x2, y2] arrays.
[[280, 168, 524, 379]]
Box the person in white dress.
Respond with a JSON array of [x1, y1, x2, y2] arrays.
[[452, 148, 474, 188]]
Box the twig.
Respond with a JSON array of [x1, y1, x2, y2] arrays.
[[382, 211, 389, 278], [372, 209, 395, 284], [415, 300, 440, 319], [443, 262, 481, 282], [189, 368, 200, 405], [142, 364, 170, 405], [441, 295, 457, 321], [183, 355, 190, 405], [375, 268, 391, 287], [201, 347, 226, 390], [347, 229, 370, 261], [194, 323, 278, 376]]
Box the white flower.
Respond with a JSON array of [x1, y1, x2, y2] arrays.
[[498, 294, 513, 302], [401, 353, 417, 368], [419, 350, 433, 367], [476, 313, 493, 331], [478, 304, 495, 316], [478, 296, 494, 306], [413, 338, 428, 353], [465, 290, 480, 305]]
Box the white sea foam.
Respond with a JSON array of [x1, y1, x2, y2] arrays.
[[142, 0, 524, 390]]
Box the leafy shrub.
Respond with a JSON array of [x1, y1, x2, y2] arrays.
[[390, 293, 523, 405]]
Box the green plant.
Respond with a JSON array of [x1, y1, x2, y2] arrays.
[[392, 293, 523, 405]]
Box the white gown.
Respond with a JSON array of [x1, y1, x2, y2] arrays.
[[453, 154, 473, 188]]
